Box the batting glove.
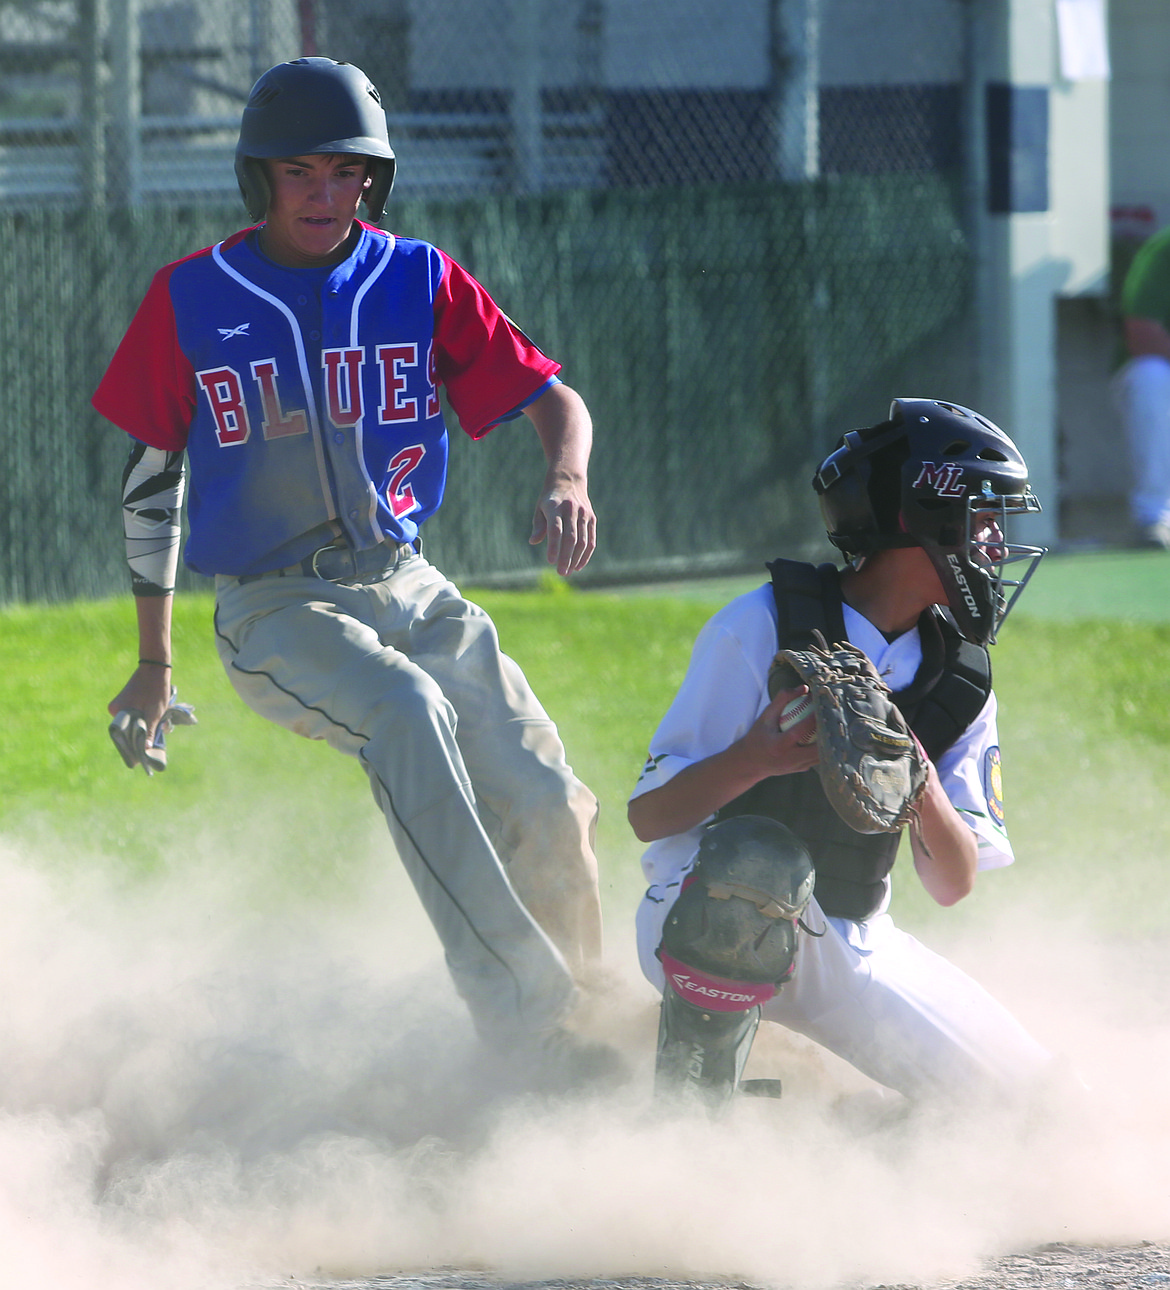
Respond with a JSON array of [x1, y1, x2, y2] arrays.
[[108, 689, 197, 776]]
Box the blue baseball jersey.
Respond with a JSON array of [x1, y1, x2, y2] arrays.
[[93, 223, 561, 576]]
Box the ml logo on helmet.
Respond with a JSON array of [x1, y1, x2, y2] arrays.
[[913, 461, 967, 498]]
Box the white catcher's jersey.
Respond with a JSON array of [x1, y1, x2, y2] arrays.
[[631, 584, 1012, 906]]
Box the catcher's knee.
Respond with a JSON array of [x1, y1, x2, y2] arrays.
[[658, 815, 814, 999], [653, 817, 814, 1109]]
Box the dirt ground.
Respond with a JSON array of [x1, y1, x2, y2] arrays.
[[278, 1242, 1170, 1290]]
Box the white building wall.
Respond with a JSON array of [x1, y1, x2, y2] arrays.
[[602, 0, 769, 88], [1110, 0, 1170, 230], [817, 0, 963, 85]]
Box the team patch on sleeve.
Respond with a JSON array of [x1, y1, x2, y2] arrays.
[[983, 746, 1005, 825], [635, 752, 668, 785]]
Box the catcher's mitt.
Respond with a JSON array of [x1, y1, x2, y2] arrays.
[[768, 629, 927, 834]]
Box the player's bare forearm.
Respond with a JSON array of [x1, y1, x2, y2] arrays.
[[107, 592, 175, 738], [909, 762, 978, 906], [524, 382, 596, 575], [628, 756, 756, 842], [628, 689, 820, 842]]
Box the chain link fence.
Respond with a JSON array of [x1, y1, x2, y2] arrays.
[[1, 0, 977, 603]]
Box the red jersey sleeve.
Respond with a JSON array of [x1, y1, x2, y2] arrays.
[[92, 262, 197, 451], [431, 250, 561, 439]]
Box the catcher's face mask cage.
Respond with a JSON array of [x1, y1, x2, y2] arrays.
[[923, 480, 1045, 645], [815, 398, 1047, 645], [235, 57, 397, 223]]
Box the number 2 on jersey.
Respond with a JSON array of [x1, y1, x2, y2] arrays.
[[386, 444, 425, 517]]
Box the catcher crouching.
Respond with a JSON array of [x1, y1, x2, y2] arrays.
[[629, 398, 1054, 1113]]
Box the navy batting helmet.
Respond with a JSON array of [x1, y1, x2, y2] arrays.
[[814, 398, 1046, 645], [235, 57, 396, 223]]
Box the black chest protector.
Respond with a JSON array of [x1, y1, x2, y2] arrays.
[[715, 559, 991, 921]]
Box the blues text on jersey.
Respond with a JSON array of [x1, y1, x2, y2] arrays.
[[93, 224, 559, 576]]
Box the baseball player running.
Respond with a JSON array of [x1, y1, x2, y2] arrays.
[[629, 399, 1054, 1111], [95, 57, 615, 1085]]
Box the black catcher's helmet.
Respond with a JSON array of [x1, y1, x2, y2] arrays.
[[235, 57, 396, 223], [814, 398, 1046, 645]]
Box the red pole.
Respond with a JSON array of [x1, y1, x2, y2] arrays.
[[299, 0, 317, 55]]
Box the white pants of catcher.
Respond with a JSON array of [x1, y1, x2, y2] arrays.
[[213, 552, 603, 1044]]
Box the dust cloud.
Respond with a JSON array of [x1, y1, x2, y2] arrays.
[[0, 834, 1167, 1290]]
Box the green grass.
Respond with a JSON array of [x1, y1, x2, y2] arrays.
[[0, 588, 714, 915], [2, 556, 1169, 934]]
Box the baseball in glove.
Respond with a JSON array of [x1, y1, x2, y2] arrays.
[[767, 630, 927, 835]]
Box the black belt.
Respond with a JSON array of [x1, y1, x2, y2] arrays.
[[236, 539, 415, 586]]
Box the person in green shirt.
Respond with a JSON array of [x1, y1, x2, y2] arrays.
[[1114, 224, 1170, 549]]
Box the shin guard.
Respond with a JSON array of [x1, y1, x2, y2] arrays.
[[653, 816, 815, 1110], [655, 985, 761, 1111]]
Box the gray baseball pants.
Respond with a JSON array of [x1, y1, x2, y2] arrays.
[[213, 551, 603, 1042]]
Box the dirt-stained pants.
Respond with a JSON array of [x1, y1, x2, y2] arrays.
[[213, 552, 603, 1041]]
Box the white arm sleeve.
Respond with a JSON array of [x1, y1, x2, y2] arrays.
[[121, 441, 186, 596]]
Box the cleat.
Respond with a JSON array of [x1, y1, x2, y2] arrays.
[[655, 988, 761, 1113], [740, 1077, 784, 1099]]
